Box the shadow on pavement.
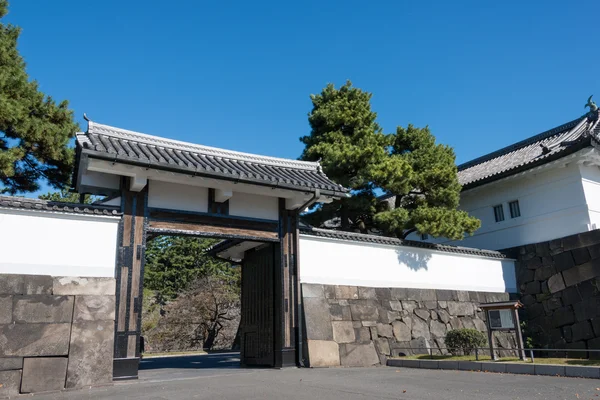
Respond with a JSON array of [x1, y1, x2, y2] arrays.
[[139, 352, 241, 371]]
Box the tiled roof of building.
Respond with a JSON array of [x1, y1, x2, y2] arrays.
[[300, 227, 507, 259], [0, 195, 121, 216], [76, 121, 348, 196], [458, 110, 600, 189]]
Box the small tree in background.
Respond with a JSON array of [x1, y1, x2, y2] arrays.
[[38, 188, 93, 204], [144, 236, 238, 303], [0, 0, 78, 194]]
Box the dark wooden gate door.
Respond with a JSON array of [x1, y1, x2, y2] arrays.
[[240, 244, 275, 366]]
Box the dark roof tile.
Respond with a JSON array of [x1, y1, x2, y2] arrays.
[[300, 227, 507, 259], [0, 195, 121, 216], [457, 111, 600, 189], [76, 121, 348, 196]]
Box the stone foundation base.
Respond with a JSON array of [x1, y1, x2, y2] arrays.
[[0, 274, 115, 398], [301, 284, 516, 367]]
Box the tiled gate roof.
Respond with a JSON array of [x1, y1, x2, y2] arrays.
[[76, 121, 348, 196]]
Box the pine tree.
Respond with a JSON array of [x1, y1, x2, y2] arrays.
[[0, 0, 78, 194], [300, 82, 480, 240], [300, 81, 388, 229], [371, 125, 480, 239]]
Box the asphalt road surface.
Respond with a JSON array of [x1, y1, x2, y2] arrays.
[[26, 353, 599, 400]]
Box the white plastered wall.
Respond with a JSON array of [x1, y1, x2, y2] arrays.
[[411, 160, 592, 250], [0, 208, 119, 277], [299, 235, 517, 293], [579, 163, 600, 230], [148, 179, 209, 213], [228, 192, 279, 220]]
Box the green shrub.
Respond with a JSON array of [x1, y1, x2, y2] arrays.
[[445, 328, 487, 355]]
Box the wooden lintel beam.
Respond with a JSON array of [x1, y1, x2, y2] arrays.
[[148, 220, 278, 240], [148, 209, 278, 232]]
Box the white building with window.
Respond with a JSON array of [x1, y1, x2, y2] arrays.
[[415, 107, 600, 250]]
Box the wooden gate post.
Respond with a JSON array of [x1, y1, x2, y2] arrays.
[[275, 199, 299, 367], [113, 179, 148, 380]]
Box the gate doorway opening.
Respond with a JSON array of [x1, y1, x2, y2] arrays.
[[139, 234, 278, 370]]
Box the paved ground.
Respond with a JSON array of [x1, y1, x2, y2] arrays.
[[26, 353, 600, 400]]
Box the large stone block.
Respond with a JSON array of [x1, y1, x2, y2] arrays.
[[358, 287, 376, 299], [436, 290, 458, 302], [390, 287, 406, 300], [0, 275, 23, 295], [66, 320, 114, 388], [307, 340, 339, 367], [524, 281, 541, 295], [21, 357, 68, 393], [405, 288, 436, 302], [0, 357, 22, 371], [374, 338, 390, 356], [411, 317, 430, 340], [0, 296, 10, 324], [562, 262, 596, 287], [303, 297, 333, 340], [447, 301, 474, 316], [332, 321, 355, 343], [410, 337, 431, 354], [534, 265, 555, 281], [301, 284, 324, 298], [392, 321, 411, 341], [73, 295, 115, 322], [13, 295, 74, 323], [349, 304, 378, 321], [553, 252, 575, 272], [0, 370, 21, 398], [401, 301, 418, 313], [430, 320, 447, 338], [0, 323, 70, 356], [23, 275, 53, 295], [547, 273, 566, 294], [592, 318, 600, 337], [355, 327, 371, 343], [334, 286, 358, 300], [339, 342, 379, 367], [53, 277, 115, 296], [571, 321, 595, 342], [414, 308, 430, 321], [376, 323, 393, 338], [572, 247, 591, 265], [329, 304, 351, 321], [573, 298, 600, 322], [437, 309, 450, 324]]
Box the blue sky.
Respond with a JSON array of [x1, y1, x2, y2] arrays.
[[5, 0, 600, 195]]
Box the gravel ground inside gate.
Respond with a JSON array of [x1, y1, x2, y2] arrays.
[[22, 353, 600, 400]]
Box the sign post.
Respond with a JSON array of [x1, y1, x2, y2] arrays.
[[480, 301, 525, 361]]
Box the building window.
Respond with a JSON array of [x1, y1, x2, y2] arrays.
[[493, 204, 505, 222], [509, 200, 521, 218]]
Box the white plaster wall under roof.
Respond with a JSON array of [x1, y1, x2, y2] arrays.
[[299, 235, 517, 293], [82, 158, 325, 211], [148, 179, 209, 213], [579, 163, 600, 229], [410, 150, 599, 250], [0, 207, 120, 278]]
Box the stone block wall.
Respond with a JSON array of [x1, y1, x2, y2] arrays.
[[301, 283, 515, 367], [0, 275, 115, 398], [505, 229, 600, 356]]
